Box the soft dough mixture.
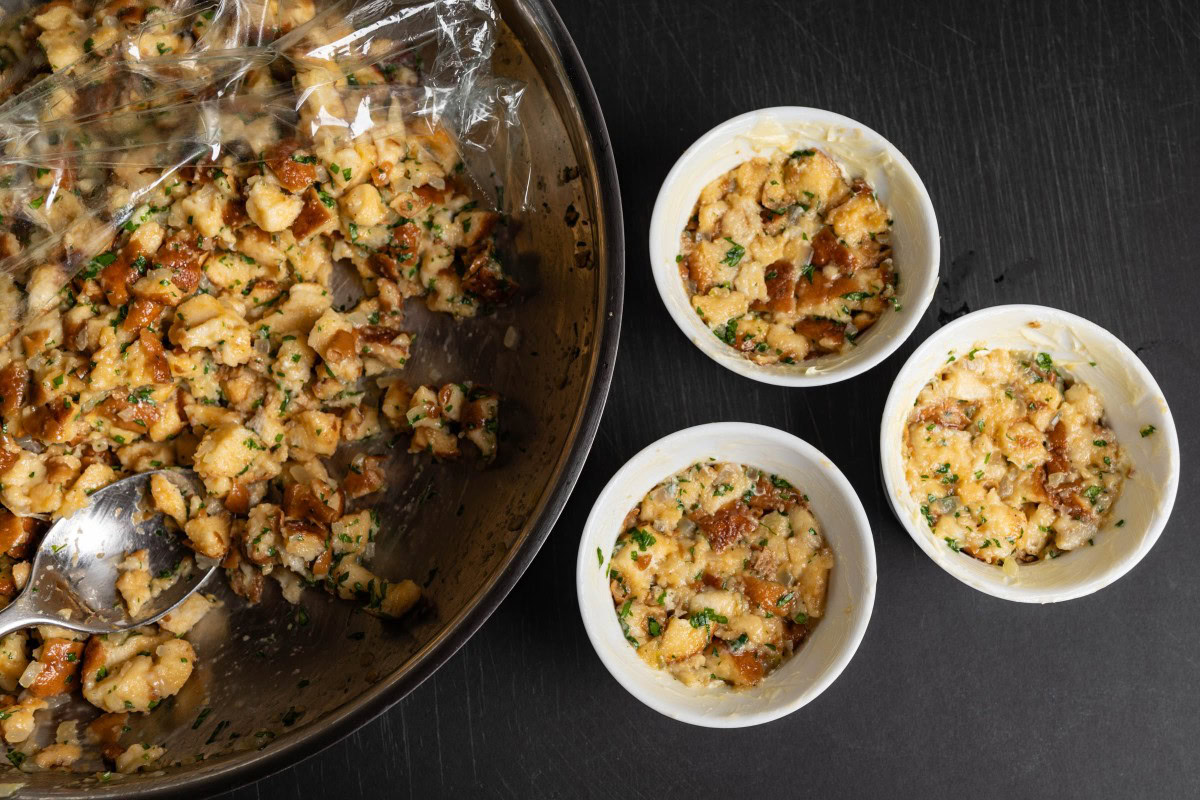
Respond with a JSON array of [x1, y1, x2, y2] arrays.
[[0, 0, 515, 774], [904, 349, 1128, 565], [608, 462, 833, 688], [678, 148, 899, 364]]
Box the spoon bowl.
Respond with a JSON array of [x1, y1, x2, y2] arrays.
[[0, 469, 217, 636]]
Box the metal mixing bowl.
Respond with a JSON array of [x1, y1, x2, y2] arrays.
[[0, 0, 622, 794]]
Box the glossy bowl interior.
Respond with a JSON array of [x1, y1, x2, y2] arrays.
[[649, 106, 939, 386], [880, 305, 1179, 603], [576, 423, 876, 728], [0, 0, 622, 795]]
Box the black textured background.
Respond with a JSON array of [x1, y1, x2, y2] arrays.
[[220, 1, 1200, 797]]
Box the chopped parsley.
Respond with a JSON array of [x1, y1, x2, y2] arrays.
[[714, 316, 740, 346], [720, 237, 745, 268], [628, 528, 655, 550], [689, 607, 727, 628]]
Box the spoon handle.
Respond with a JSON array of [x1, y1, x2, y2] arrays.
[[0, 588, 70, 639]]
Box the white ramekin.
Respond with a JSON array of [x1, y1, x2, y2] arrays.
[[880, 305, 1180, 603], [649, 107, 939, 386], [575, 423, 876, 728]]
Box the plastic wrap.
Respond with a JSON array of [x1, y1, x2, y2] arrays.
[[0, 0, 529, 345]]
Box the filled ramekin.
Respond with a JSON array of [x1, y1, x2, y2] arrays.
[[880, 304, 1179, 603], [649, 107, 939, 386], [576, 423, 876, 727]]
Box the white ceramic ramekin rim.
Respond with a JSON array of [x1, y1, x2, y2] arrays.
[[880, 304, 1180, 603], [575, 422, 877, 728], [648, 106, 940, 387]]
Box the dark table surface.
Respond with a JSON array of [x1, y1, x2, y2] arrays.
[[218, 0, 1199, 797]]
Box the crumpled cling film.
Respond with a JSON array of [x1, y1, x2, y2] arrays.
[[0, 0, 529, 346]]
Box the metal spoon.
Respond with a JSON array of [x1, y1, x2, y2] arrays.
[[0, 469, 218, 638]]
